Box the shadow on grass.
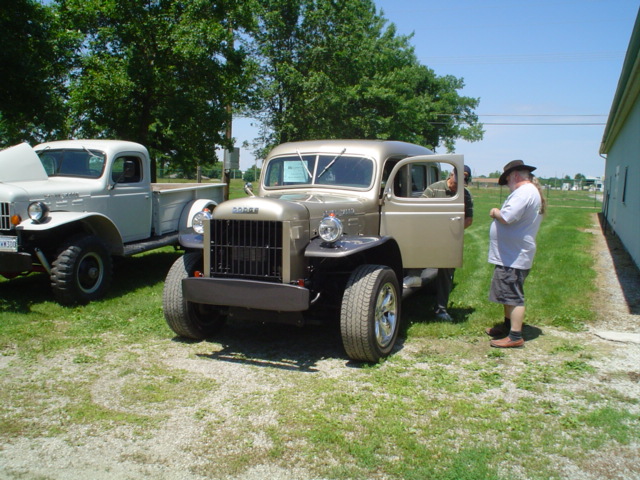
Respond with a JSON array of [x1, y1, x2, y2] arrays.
[[598, 212, 640, 314], [0, 249, 181, 312], [0, 272, 52, 313], [401, 286, 475, 327], [189, 319, 347, 372], [107, 250, 182, 298]]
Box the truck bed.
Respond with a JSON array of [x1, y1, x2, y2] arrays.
[[151, 183, 225, 235]]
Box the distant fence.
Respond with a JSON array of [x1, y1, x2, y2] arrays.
[[469, 184, 603, 210]]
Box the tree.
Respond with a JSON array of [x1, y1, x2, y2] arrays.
[[0, 0, 75, 145], [243, 167, 261, 183], [56, 0, 257, 180], [247, 0, 482, 158]]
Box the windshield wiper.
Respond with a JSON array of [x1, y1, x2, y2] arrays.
[[81, 145, 101, 157], [295, 150, 313, 179], [318, 148, 347, 179]]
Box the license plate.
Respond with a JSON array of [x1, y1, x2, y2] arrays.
[[0, 236, 18, 252]]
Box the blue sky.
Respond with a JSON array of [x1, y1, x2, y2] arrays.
[[233, 0, 639, 179]]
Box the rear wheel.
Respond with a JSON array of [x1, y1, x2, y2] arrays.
[[163, 252, 225, 339], [340, 264, 401, 362]]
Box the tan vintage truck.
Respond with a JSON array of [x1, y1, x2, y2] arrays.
[[163, 139, 465, 362], [0, 139, 224, 305]]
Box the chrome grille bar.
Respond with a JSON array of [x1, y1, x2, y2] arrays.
[[0, 203, 11, 230], [210, 219, 283, 282]]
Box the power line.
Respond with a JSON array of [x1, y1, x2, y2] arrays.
[[428, 121, 606, 126], [432, 113, 608, 125], [435, 113, 608, 117], [479, 122, 606, 126], [422, 51, 624, 65]]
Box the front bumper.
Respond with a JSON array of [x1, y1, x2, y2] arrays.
[[182, 277, 310, 312], [0, 252, 33, 274]]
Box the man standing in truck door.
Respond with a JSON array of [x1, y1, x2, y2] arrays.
[[422, 165, 474, 322], [486, 160, 546, 348]]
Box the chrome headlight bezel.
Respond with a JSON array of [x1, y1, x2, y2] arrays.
[[27, 201, 49, 224], [318, 214, 343, 243], [192, 209, 213, 234]]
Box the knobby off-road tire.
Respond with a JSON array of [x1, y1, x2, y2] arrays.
[[163, 252, 225, 339], [340, 264, 401, 362], [51, 234, 113, 306]]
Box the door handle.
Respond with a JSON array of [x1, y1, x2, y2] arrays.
[[451, 216, 462, 221]]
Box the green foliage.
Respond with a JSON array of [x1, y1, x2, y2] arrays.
[[57, 0, 258, 179], [2, 0, 484, 177], [0, 0, 76, 145], [243, 167, 261, 182], [248, 0, 483, 158]]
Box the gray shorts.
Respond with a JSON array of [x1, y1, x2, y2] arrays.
[[489, 265, 530, 306]]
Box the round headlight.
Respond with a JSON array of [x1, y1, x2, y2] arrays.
[[27, 201, 49, 223], [318, 214, 343, 243], [192, 209, 212, 234]]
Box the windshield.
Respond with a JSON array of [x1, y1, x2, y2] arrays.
[[264, 154, 374, 188], [36, 149, 106, 179]]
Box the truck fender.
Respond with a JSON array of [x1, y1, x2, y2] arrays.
[[305, 235, 403, 281], [179, 198, 219, 230], [17, 211, 124, 255]]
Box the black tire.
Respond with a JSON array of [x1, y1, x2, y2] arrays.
[[340, 264, 401, 362], [51, 234, 113, 306], [163, 252, 225, 339]]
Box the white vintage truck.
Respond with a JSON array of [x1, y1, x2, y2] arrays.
[[0, 139, 225, 305]]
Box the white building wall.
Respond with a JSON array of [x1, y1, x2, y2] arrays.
[[604, 96, 640, 269]]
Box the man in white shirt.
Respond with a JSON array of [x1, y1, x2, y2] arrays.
[[486, 160, 546, 348]]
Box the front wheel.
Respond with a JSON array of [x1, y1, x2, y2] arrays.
[[163, 252, 225, 339], [340, 265, 401, 362], [51, 234, 113, 306]]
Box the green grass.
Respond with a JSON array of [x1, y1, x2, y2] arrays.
[[414, 185, 598, 329], [1, 184, 637, 479]]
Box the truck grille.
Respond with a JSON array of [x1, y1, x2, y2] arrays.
[[210, 219, 283, 282], [0, 203, 11, 230]]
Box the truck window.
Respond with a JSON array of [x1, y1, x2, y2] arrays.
[[411, 164, 428, 196], [264, 154, 373, 188], [112, 156, 142, 183], [381, 158, 400, 197], [421, 162, 461, 199], [37, 149, 106, 178], [390, 161, 460, 199]]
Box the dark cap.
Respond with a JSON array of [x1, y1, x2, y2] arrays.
[[452, 165, 472, 184], [498, 160, 537, 185]]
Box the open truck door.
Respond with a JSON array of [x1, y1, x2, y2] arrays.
[[380, 154, 465, 269]]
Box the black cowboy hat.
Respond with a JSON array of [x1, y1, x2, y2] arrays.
[[498, 160, 537, 185]]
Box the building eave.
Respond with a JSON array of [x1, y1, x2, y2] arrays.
[[600, 8, 640, 155]]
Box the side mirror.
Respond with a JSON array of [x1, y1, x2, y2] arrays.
[[123, 160, 136, 179], [244, 182, 255, 197]]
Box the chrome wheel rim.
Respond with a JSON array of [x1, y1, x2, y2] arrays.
[[374, 282, 398, 348]]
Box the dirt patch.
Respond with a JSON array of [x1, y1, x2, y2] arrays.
[[588, 213, 640, 332]]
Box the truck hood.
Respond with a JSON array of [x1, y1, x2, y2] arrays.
[[266, 192, 368, 222], [0, 176, 100, 203], [214, 193, 368, 225], [0, 143, 48, 183]]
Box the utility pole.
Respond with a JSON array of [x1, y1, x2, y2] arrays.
[[223, 24, 233, 201], [223, 103, 231, 201]]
